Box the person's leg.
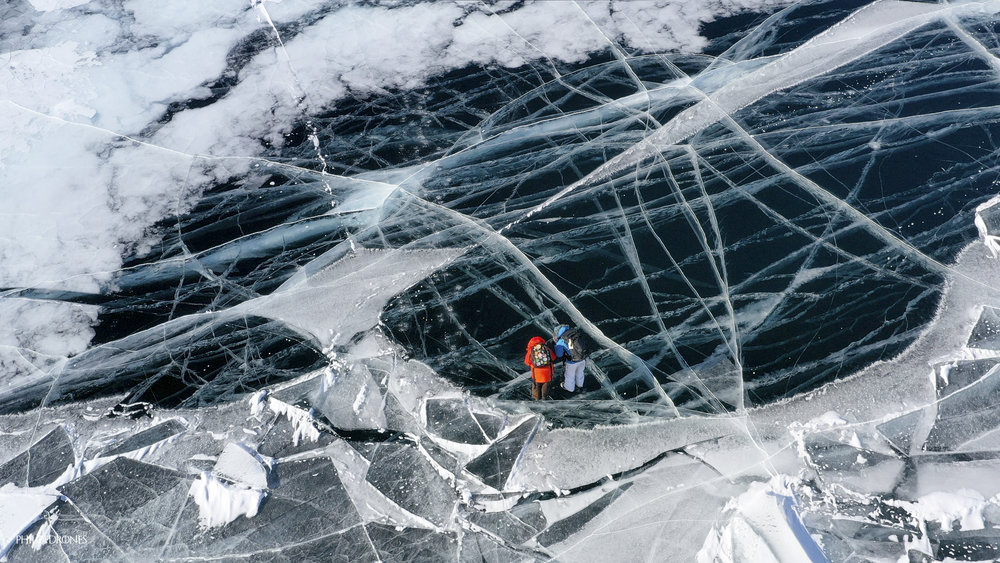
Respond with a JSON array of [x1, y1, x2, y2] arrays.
[[541, 382, 550, 400], [567, 361, 585, 391], [573, 360, 587, 390], [532, 381, 540, 400], [563, 365, 576, 392]]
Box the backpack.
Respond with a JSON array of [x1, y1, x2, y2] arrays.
[[531, 343, 551, 368], [562, 328, 588, 362]]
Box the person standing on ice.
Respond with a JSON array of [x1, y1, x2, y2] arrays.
[[553, 324, 588, 393], [524, 336, 554, 400]]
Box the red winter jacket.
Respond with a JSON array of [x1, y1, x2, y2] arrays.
[[524, 336, 554, 383]]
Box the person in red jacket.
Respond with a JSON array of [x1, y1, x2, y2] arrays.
[[524, 336, 554, 400]]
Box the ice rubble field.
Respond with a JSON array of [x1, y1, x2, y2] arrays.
[[6, 0, 1000, 561]]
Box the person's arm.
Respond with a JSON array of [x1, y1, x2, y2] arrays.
[[553, 342, 568, 361]]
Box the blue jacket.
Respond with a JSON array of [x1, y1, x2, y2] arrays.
[[553, 325, 581, 363]]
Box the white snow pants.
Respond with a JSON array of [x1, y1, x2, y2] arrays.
[[562, 360, 586, 392]]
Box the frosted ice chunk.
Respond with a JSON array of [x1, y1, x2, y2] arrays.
[[425, 398, 490, 445], [311, 362, 388, 431], [814, 519, 912, 562], [467, 501, 545, 546], [44, 457, 190, 559], [58, 457, 187, 516], [383, 392, 422, 435], [473, 412, 506, 440], [366, 523, 458, 561], [267, 399, 321, 447], [240, 247, 463, 346], [932, 359, 1000, 399], [537, 483, 633, 547], [801, 436, 905, 495], [935, 529, 1000, 560], [975, 195, 1000, 258], [803, 435, 898, 472], [876, 410, 924, 455], [418, 438, 460, 477], [213, 443, 269, 490], [256, 411, 337, 459], [698, 476, 825, 563], [969, 307, 1000, 351], [98, 418, 186, 457], [925, 364, 1000, 451], [164, 456, 374, 560], [354, 442, 457, 526], [459, 532, 527, 561], [465, 417, 540, 491], [0, 426, 74, 487]]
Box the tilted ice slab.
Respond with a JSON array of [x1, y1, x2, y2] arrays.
[[235, 246, 464, 346], [0, 246, 462, 412]]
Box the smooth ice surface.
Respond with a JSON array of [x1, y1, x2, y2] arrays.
[[6, 0, 1000, 561]]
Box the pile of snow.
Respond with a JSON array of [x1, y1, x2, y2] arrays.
[[188, 472, 265, 529]]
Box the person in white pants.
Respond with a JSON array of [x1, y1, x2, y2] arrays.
[[553, 324, 587, 392], [562, 358, 586, 392]]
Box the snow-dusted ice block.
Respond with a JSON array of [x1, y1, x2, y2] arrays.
[[365, 523, 458, 561], [418, 438, 460, 476], [467, 501, 546, 546], [815, 518, 913, 562], [700, 476, 825, 562], [473, 412, 505, 441], [0, 426, 73, 488], [97, 418, 186, 457], [803, 435, 898, 472], [354, 442, 457, 526], [311, 362, 388, 431], [935, 529, 1000, 560], [0, 484, 60, 560], [257, 407, 337, 459], [465, 417, 540, 491], [459, 532, 526, 561], [162, 457, 375, 560], [22, 457, 192, 561], [801, 435, 905, 495], [537, 483, 633, 547], [933, 359, 1000, 399], [969, 307, 1000, 351], [876, 409, 923, 455], [213, 443, 269, 490], [425, 398, 490, 445], [925, 364, 1000, 451]]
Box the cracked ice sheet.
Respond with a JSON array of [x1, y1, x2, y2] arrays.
[[0, 0, 796, 385], [6, 0, 1000, 561]]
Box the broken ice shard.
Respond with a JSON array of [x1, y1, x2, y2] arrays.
[[968, 307, 1000, 351], [97, 418, 186, 457], [465, 417, 539, 490], [0, 426, 74, 487]]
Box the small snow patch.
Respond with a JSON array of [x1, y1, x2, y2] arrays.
[[188, 472, 265, 528]]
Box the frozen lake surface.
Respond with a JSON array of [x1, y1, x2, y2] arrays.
[[4, 0, 1000, 560]]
